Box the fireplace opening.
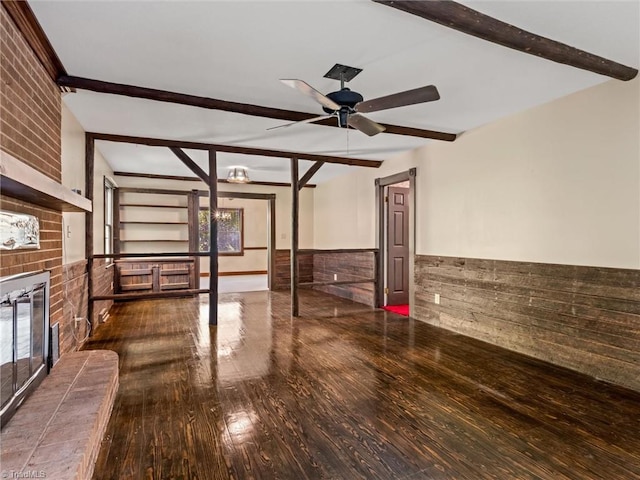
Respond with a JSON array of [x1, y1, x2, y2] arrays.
[[0, 270, 51, 428]]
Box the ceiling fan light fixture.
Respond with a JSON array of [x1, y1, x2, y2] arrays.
[[227, 167, 250, 183]]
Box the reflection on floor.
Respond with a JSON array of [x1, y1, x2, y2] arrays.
[[85, 290, 640, 480], [200, 274, 268, 293]]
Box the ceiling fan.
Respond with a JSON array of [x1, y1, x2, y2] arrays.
[[271, 63, 440, 137]]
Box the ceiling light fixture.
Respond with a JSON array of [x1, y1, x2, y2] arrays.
[[227, 167, 250, 184]]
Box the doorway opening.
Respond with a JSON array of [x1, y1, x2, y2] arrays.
[[199, 192, 276, 294], [375, 169, 416, 316]]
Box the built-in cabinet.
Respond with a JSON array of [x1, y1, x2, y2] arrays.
[[114, 258, 196, 294], [114, 188, 201, 294]]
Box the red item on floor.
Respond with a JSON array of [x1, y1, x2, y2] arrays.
[[382, 304, 409, 316]]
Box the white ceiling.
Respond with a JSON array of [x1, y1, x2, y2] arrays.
[[30, 0, 639, 184]]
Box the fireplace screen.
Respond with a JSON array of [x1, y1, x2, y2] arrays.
[[0, 271, 50, 427]]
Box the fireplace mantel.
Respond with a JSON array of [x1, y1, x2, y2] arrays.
[[0, 149, 92, 212]]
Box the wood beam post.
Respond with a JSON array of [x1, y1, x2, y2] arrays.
[[268, 196, 276, 292], [85, 133, 95, 332], [169, 147, 210, 183], [113, 186, 120, 254], [187, 190, 200, 287], [208, 150, 218, 326], [298, 161, 324, 190], [291, 157, 300, 317]]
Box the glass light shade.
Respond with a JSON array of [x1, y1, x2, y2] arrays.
[[227, 167, 250, 183]]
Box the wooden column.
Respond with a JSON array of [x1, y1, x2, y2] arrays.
[[375, 178, 384, 308], [290, 157, 299, 317], [208, 150, 218, 325], [267, 196, 276, 291], [85, 133, 95, 331], [113, 187, 120, 254], [187, 190, 200, 287]]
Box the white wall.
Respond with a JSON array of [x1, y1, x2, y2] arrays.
[[92, 150, 115, 255], [199, 196, 269, 274], [314, 78, 640, 269], [60, 105, 114, 262], [60, 104, 85, 264]]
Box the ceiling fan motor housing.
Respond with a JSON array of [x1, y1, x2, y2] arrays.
[[323, 88, 364, 113]]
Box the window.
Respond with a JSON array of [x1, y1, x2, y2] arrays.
[[104, 177, 116, 261], [199, 208, 244, 255]]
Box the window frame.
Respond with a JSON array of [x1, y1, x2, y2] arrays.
[[199, 207, 245, 256], [103, 177, 116, 262]]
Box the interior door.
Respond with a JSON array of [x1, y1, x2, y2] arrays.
[[386, 186, 409, 305]]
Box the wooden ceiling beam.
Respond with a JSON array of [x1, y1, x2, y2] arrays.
[[58, 76, 457, 141], [89, 132, 382, 168], [2, 0, 67, 80], [299, 162, 324, 190], [113, 171, 316, 188], [373, 0, 638, 82], [169, 147, 210, 184]]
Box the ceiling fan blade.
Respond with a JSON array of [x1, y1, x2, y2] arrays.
[[347, 113, 386, 137], [266, 114, 334, 131], [356, 85, 440, 113], [280, 79, 340, 111]]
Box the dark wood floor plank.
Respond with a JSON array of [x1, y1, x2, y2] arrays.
[[85, 290, 640, 480]]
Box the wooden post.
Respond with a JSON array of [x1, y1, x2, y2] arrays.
[[373, 250, 380, 308], [375, 178, 384, 308], [85, 134, 95, 331], [113, 187, 120, 255], [290, 157, 299, 317], [187, 190, 200, 288], [208, 150, 218, 325], [267, 195, 276, 291]]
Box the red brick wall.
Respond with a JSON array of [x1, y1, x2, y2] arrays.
[[0, 5, 66, 348], [0, 6, 61, 180], [61, 260, 89, 352], [62, 259, 114, 352]]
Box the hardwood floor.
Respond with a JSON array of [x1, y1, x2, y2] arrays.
[[84, 290, 640, 480]]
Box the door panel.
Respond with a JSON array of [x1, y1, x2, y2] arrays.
[[393, 257, 404, 292], [386, 186, 409, 305], [393, 211, 404, 245]]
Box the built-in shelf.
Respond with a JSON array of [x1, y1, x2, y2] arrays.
[[0, 150, 92, 212], [121, 283, 152, 291], [120, 269, 152, 276], [119, 239, 188, 243], [161, 282, 190, 290], [120, 221, 189, 225], [162, 269, 189, 276], [120, 204, 187, 209]]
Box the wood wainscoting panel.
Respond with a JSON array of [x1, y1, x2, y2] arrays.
[[313, 251, 376, 307], [91, 258, 114, 329], [273, 250, 313, 290], [414, 255, 640, 391]]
